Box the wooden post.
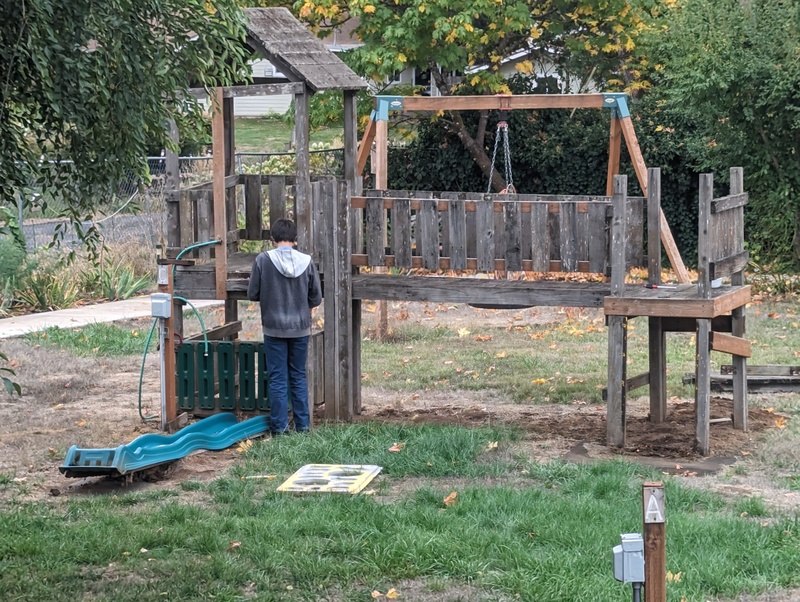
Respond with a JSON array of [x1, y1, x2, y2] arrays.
[[642, 481, 666, 602], [164, 119, 183, 338], [157, 262, 177, 431], [210, 88, 228, 301], [696, 173, 713, 454], [607, 175, 628, 448], [295, 88, 312, 252], [605, 117, 622, 196], [619, 116, 690, 285], [372, 118, 389, 340], [729, 167, 748, 430], [335, 179, 353, 420], [647, 168, 667, 423], [223, 96, 238, 334]]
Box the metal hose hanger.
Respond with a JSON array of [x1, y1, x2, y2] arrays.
[[487, 111, 515, 194]]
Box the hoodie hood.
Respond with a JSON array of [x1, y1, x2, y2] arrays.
[[267, 247, 311, 278]]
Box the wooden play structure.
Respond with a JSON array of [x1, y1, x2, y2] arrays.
[[165, 10, 750, 455]]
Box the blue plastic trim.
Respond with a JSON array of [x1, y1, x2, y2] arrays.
[[375, 96, 405, 120], [59, 414, 269, 477], [602, 93, 630, 119]]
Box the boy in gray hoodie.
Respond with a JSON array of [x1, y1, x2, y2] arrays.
[[247, 219, 322, 434]]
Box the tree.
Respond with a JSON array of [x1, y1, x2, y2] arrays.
[[651, 0, 800, 266], [281, 0, 661, 190], [1, 0, 250, 251]]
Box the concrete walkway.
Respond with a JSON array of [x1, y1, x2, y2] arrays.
[[0, 297, 223, 339]]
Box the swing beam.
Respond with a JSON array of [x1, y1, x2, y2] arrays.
[[357, 93, 690, 283]]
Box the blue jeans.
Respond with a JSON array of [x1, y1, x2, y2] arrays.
[[263, 335, 310, 433]]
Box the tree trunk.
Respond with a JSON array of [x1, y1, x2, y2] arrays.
[[428, 63, 507, 193]]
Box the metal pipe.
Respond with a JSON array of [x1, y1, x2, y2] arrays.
[[632, 582, 642, 602]]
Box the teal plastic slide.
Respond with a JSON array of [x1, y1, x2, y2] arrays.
[[60, 414, 268, 478]]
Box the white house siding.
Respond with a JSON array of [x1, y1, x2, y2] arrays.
[[233, 59, 292, 117]]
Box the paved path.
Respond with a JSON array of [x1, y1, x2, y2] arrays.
[[0, 297, 223, 339]]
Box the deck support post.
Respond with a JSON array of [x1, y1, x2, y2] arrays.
[[607, 175, 628, 447], [729, 167, 748, 430]]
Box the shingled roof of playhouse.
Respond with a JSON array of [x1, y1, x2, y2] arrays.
[[244, 7, 367, 92]]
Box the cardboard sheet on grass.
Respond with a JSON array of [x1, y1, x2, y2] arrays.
[[277, 464, 382, 493]]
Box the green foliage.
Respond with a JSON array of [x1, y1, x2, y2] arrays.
[[93, 262, 153, 301], [23, 324, 155, 357], [0, 0, 250, 256], [0, 350, 20, 396], [652, 0, 800, 268], [16, 264, 80, 312]]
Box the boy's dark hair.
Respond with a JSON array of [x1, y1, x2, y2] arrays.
[[270, 218, 297, 243]]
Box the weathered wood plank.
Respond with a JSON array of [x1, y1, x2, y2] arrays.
[[710, 332, 752, 358], [710, 251, 749, 281], [244, 175, 262, 241], [504, 200, 522, 271], [366, 193, 385, 266], [475, 197, 495, 271], [647, 168, 662, 285], [626, 197, 644, 268], [419, 196, 439, 270], [729, 166, 747, 431], [268, 176, 286, 226], [610, 176, 628, 296], [711, 192, 748, 214], [603, 285, 751, 319], [559, 202, 578, 272], [696, 319, 712, 455], [448, 198, 467, 270], [607, 316, 627, 447], [698, 174, 713, 298], [392, 197, 412, 268], [530, 202, 549, 271], [649, 317, 667, 423], [587, 203, 608, 274], [352, 275, 610, 307]]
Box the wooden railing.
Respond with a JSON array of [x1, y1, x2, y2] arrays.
[[350, 191, 648, 273]]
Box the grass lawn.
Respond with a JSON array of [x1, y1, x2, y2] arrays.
[[2, 298, 800, 601], [1, 424, 798, 601], [235, 117, 344, 153]]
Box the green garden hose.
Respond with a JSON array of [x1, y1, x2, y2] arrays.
[[136, 239, 219, 422]]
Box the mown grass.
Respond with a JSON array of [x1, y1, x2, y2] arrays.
[[235, 117, 343, 153], [1, 424, 798, 601]]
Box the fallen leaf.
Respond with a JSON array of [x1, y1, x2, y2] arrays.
[[443, 491, 458, 506], [775, 417, 787, 429], [474, 334, 492, 342], [485, 441, 499, 451], [76, 420, 87, 427], [532, 378, 547, 385], [227, 541, 241, 552], [457, 328, 471, 338], [666, 571, 682, 583], [237, 439, 254, 453], [372, 591, 383, 599], [386, 588, 399, 599], [388, 442, 406, 453], [494, 351, 508, 359], [52, 404, 64, 410], [140, 548, 149, 554]]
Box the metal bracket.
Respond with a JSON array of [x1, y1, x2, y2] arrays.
[[375, 96, 405, 121], [603, 93, 630, 119]]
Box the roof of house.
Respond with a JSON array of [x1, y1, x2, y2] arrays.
[[244, 8, 367, 92]]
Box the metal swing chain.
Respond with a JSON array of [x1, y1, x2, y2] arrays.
[[487, 120, 514, 194]]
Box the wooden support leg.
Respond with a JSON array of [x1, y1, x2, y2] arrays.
[[352, 296, 362, 415], [607, 316, 628, 447], [648, 317, 667, 422], [225, 299, 238, 340], [696, 319, 712, 455], [732, 306, 748, 430]]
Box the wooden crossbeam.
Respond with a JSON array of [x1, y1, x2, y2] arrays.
[[710, 332, 752, 358]]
